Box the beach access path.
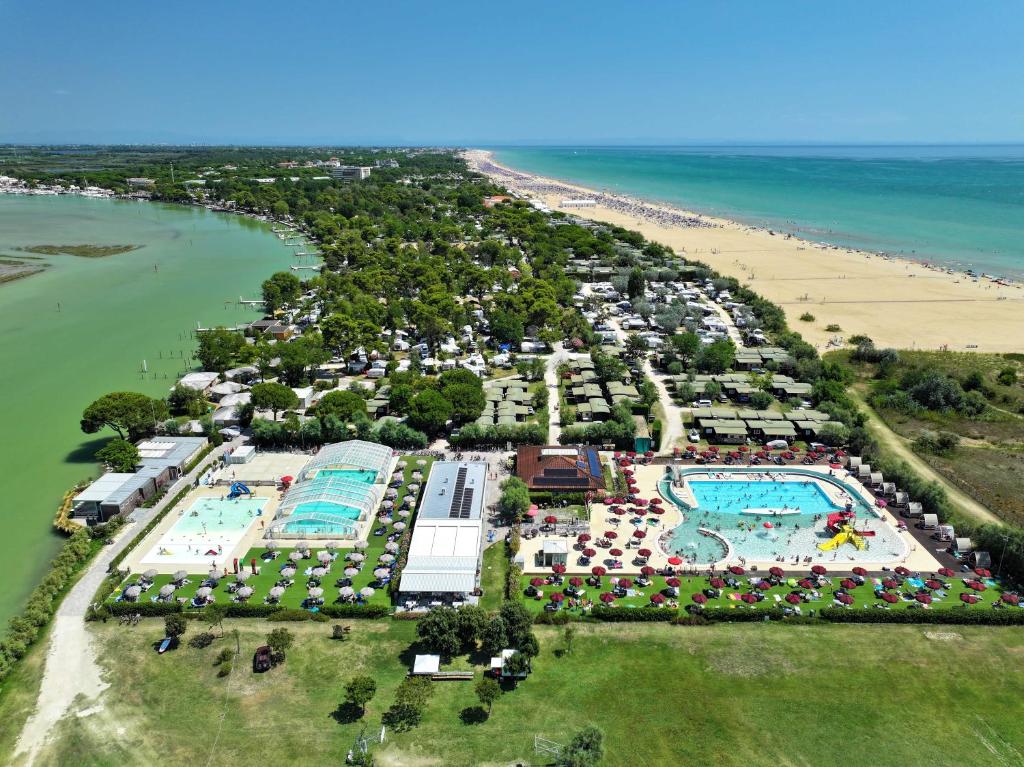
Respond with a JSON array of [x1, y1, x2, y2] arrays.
[[846, 390, 1001, 526], [14, 439, 240, 766]]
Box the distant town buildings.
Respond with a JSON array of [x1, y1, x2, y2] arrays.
[[126, 177, 155, 188], [330, 166, 373, 181]]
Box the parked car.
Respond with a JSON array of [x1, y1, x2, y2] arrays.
[[253, 645, 272, 673], [688, 429, 700, 443]]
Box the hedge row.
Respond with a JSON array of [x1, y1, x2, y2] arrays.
[[589, 607, 676, 622], [587, 606, 1024, 626], [0, 529, 95, 679]]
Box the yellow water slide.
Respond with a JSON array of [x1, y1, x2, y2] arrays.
[[817, 525, 867, 551]]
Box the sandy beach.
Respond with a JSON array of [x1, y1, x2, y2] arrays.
[[467, 149, 1024, 352]]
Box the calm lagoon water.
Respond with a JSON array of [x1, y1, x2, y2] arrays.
[[0, 195, 293, 624]]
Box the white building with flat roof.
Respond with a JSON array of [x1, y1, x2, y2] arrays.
[[398, 462, 487, 602]]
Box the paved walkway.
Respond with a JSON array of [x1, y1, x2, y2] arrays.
[[14, 440, 237, 765]]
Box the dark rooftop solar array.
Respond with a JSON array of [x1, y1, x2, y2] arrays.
[[448, 466, 475, 519], [586, 449, 602, 479], [534, 476, 591, 487]]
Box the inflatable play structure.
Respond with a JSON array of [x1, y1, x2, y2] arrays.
[[818, 511, 875, 551], [227, 482, 252, 500]]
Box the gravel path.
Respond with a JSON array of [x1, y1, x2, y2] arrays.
[[14, 443, 234, 765]]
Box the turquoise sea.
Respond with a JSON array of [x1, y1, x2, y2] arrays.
[[491, 145, 1024, 279]]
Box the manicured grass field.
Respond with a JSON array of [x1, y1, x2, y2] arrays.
[[33, 618, 1024, 767], [109, 457, 435, 611], [519, 569, 1017, 614]]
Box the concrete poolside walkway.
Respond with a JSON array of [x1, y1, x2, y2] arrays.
[[14, 440, 238, 766]]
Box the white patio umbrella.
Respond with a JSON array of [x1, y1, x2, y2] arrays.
[[264, 541, 279, 551], [280, 566, 297, 578], [235, 572, 250, 583], [348, 552, 366, 562], [294, 540, 310, 551], [398, 509, 411, 518], [415, 459, 426, 466], [317, 551, 332, 563], [344, 567, 359, 577], [339, 586, 355, 599], [172, 570, 188, 583], [359, 587, 375, 598], [397, 460, 407, 469], [142, 569, 158, 580], [407, 483, 420, 493], [195, 587, 213, 599], [312, 567, 327, 578], [124, 585, 141, 600], [269, 586, 285, 600], [373, 568, 390, 579], [393, 522, 407, 531], [382, 500, 394, 510], [289, 551, 304, 562], [384, 488, 398, 499], [207, 569, 221, 581], [324, 541, 339, 551], [384, 541, 399, 553], [158, 584, 176, 598], [236, 586, 254, 600], [308, 587, 324, 598], [378, 554, 395, 564], [353, 540, 369, 550]]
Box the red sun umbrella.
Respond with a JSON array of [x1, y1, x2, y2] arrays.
[[875, 498, 888, 508], [668, 556, 683, 566], [604, 531, 618, 540], [651, 507, 665, 515], [915, 593, 932, 604], [635, 498, 649, 506], [650, 497, 663, 505], [650, 593, 666, 604], [552, 564, 566, 575], [811, 565, 827, 575], [544, 515, 558, 524], [937, 567, 954, 577], [609, 548, 623, 557], [591, 566, 607, 576], [612, 508, 626, 516], [666, 577, 681, 587], [281, 475, 294, 483], [640, 566, 655, 576], [638, 548, 652, 557], [882, 579, 899, 589], [894, 566, 911, 576], [829, 462, 842, 469], [967, 580, 987, 591], [836, 593, 854, 605], [785, 593, 801, 605], [763, 522, 774, 529], [614, 452, 621, 459], [729, 565, 745, 575], [577, 533, 592, 543], [550, 592, 564, 603], [1001, 593, 1020, 605], [769, 566, 785, 577], [632, 529, 647, 539], [924, 579, 943, 590], [975, 568, 992, 578], [692, 593, 708, 604], [569, 577, 583, 587], [960, 593, 979, 604], [852, 566, 867, 576], [583, 548, 597, 558], [618, 578, 633, 588], [840, 579, 856, 589], [599, 592, 616, 603], [754, 581, 770, 590], [529, 577, 545, 587], [798, 578, 813, 589], [526, 509, 538, 518], [710, 577, 726, 588], [622, 468, 634, 476], [880, 592, 899, 604], [739, 445, 750, 452], [740, 593, 757, 604]]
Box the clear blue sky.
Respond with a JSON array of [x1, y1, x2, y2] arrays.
[[2, 0, 1022, 145]]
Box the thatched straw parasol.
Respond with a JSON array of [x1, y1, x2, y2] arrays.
[[317, 550, 332, 563], [378, 554, 395, 564], [172, 570, 188, 583], [158, 584, 176, 598], [373, 568, 390, 579], [235, 571, 250, 583], [393, 522, 406, 531], [280, 566, 296, 578], [195, 587, 212, 599], [384, 542, 399, 553], [339, 586, 355, 599], [344, 567, 360, 577], [308, 586, 324, 598], [142, 569, 158, 581], [312, 567, 327, 578], [348, 552, 366, 562], [265, 541, 278, 551]]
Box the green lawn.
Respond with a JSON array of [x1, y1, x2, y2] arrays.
[[479, 542, 509, 612], [31, 618, 1024, 767], [518, 570, 1015, 614], [109, 456, 435, 611]]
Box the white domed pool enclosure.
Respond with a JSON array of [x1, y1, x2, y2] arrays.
[[266, 440, 396, 540]]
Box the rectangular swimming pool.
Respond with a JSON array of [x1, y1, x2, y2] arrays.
[[688, 479, 841, 516], [140, 496, 267, 568]]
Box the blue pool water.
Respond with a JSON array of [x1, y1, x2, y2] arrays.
[[658, 471, 907, 566], [689, 480, 842, 516], [175, 498, 266, 533], [282, 468, 379, 535]]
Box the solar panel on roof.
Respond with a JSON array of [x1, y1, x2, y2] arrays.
[[587, 450, 602, 478]]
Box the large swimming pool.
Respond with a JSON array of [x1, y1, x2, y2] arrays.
[[140, 496, 266, 567], [659, 470, 908, 566], [281, 468, 378, 535]]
